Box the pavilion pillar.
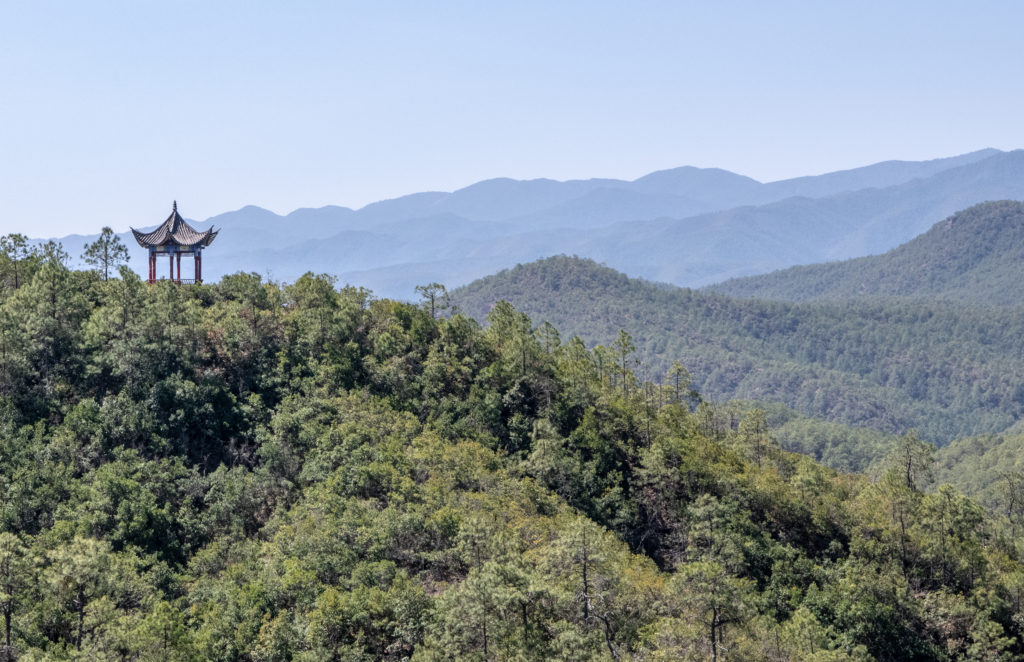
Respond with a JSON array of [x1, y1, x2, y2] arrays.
[[176, 253, 182, 283], [195, 252, 202, 283], [169, 253, 174, 281], [147, 254, 153, 282]]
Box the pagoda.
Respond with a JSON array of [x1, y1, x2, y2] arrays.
[[131, 201, 218, 284]]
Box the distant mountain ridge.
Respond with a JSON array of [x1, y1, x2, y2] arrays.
[[757, 148, 1003, 199], [707, 201, 1024, 305], [52, 148, 1016, 298]]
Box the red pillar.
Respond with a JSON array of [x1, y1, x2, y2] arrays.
[[149, 254, 155, 282], [169, 253, 174, 281], [195, 252, 202, 283], [176, 253, 182, 283]]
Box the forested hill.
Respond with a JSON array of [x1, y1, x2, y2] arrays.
[[452, 255, 1024, 444], [708, 201, 1024, 305], [5, 253, 1024, 659]]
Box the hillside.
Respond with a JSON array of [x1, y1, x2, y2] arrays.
[[452, 256, 1024, 444], [59, 148, 1022, 299], [934, 433, 1024, 511], [3, 253, 1024, 660], [709, 201, 1024, 305]]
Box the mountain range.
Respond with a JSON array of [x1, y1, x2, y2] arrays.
[[450, 213, 1024, 447], [445, 198, 1024, 502], [52, 147, 1024, 298]]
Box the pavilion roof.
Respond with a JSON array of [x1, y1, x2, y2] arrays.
[[131, 202, 218, 249]]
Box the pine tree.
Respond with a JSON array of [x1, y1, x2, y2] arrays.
[[82, 227, 129, 281]]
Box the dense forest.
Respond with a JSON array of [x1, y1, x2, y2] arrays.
[[1, 241, 1024, 660], [935, 433, 1024, 511], [453, 255, 1024, 445], [708, 202, 1024, 306]]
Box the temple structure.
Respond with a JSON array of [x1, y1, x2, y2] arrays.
[[131, 202, 218, 284]]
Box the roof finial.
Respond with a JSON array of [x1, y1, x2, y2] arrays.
[[173, 200, 177, 213]]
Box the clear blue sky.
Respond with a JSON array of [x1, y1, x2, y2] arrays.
[[2, 1, 1022, 236]]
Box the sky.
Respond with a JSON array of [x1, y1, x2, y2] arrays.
[[2, 1, 1023, 236]]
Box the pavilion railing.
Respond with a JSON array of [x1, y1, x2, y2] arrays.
[[147, 278, 201, 285]]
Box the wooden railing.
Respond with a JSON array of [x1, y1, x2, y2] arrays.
[[147, 278, 201, 284]]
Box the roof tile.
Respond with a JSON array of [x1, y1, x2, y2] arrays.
[[131, 203, 218, 249]]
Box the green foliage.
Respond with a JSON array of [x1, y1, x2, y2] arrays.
[[0, 234, 40, 291], [768, 406, 898, 474], [415, 282, 450, 319], [0, 265, 1022, 660], [710, 201, 1024, 307], [453, 254, 1024, 444], [934, 433, 1024, 521], [81, 228, 130, 281]]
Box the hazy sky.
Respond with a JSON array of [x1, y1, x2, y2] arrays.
[[3, 1, 1023, 236]]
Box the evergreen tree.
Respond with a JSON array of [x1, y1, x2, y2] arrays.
[[82, 227, 130, 281]]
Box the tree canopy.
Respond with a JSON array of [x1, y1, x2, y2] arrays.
[[0, 253, 1021, 660], [453, 255, 1024, 444]]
